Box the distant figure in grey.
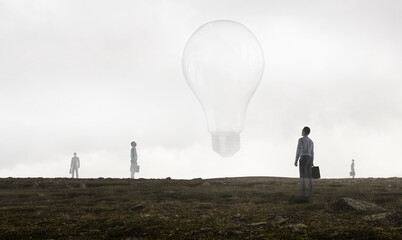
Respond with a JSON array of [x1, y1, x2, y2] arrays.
[[294, 126, 314, 196], [350, 159, 356, 179], [70, 152, 80, 178], [130, 141, 138, 179]]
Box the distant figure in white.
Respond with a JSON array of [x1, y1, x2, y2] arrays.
[[294, 126, 314, 196], [130, 141, 139, 179], [350, 159, 356, 179], [70, 152, 80, 178]]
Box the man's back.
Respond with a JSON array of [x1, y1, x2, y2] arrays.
[[296, 136, 314, 159], [71, 156, 80, 168]]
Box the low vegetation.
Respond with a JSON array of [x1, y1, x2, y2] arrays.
[[0, 177, 401, 239]]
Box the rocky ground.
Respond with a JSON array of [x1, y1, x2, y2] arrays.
[[0, 177, 401, 239]]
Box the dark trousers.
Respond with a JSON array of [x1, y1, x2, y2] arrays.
[[71, 168, 78, 178], [299, 156, 313, 196], [299, 156, 313, 178]]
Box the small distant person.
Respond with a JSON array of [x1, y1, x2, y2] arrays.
[[350, 159, 356, 179], [70, 152, 80, 178], [130, 141, 138, 179], [294, 126, 314, 196]]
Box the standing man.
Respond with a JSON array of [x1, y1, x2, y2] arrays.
[[294, 126, 314, 196], [70, 152, 80, 178], [130, 141, 138, 179], [350, 159, 356, 179]]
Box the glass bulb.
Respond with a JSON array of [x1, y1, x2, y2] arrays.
[[182, 20, 264, 157]]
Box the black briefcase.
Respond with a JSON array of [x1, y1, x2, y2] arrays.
[[312, 166, 321, 179]]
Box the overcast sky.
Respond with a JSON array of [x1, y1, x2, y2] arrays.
[[1, 0, 401, 179]]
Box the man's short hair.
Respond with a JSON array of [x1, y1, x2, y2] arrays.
[[131, 141, 136, 146], [303, 126, 311, 135]]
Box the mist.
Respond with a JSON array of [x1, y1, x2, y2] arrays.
[[0, 0, 401, 179]]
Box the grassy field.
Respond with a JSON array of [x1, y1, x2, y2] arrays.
[[0, 177, 401, 239]]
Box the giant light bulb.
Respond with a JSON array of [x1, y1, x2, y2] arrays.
[[182, 20, 264, 157]]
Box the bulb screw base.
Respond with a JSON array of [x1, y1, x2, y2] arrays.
[[212, 133, 240, 157]]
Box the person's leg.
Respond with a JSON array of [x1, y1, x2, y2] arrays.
[[76, 168, 79, 178], [306, 158, 313, 195], [308, 178, 313, 195], [299, 157, 307, 196], [300, 178, 306, 196], [130, 164, 134, 179]]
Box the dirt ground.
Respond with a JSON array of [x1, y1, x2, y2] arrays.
[[0, 177, 401, 239]]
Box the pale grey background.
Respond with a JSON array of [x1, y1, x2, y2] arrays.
[[1, 0, 401, 178]]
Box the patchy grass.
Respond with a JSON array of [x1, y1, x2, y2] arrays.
[[0, 177, 401, 239]]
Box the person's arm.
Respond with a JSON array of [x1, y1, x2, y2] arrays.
[[134, 148, 138, 163], [311, 141, 314, 165], [295, 139, 301, 166], [78, 158, 80, 168], [130, 148, 134, 163], [70, 158, 73, 169]]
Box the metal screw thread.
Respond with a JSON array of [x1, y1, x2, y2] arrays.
[[212, 133, 240, 157]]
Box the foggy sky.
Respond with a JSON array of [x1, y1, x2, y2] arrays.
[[1, 0, 401, 179]]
